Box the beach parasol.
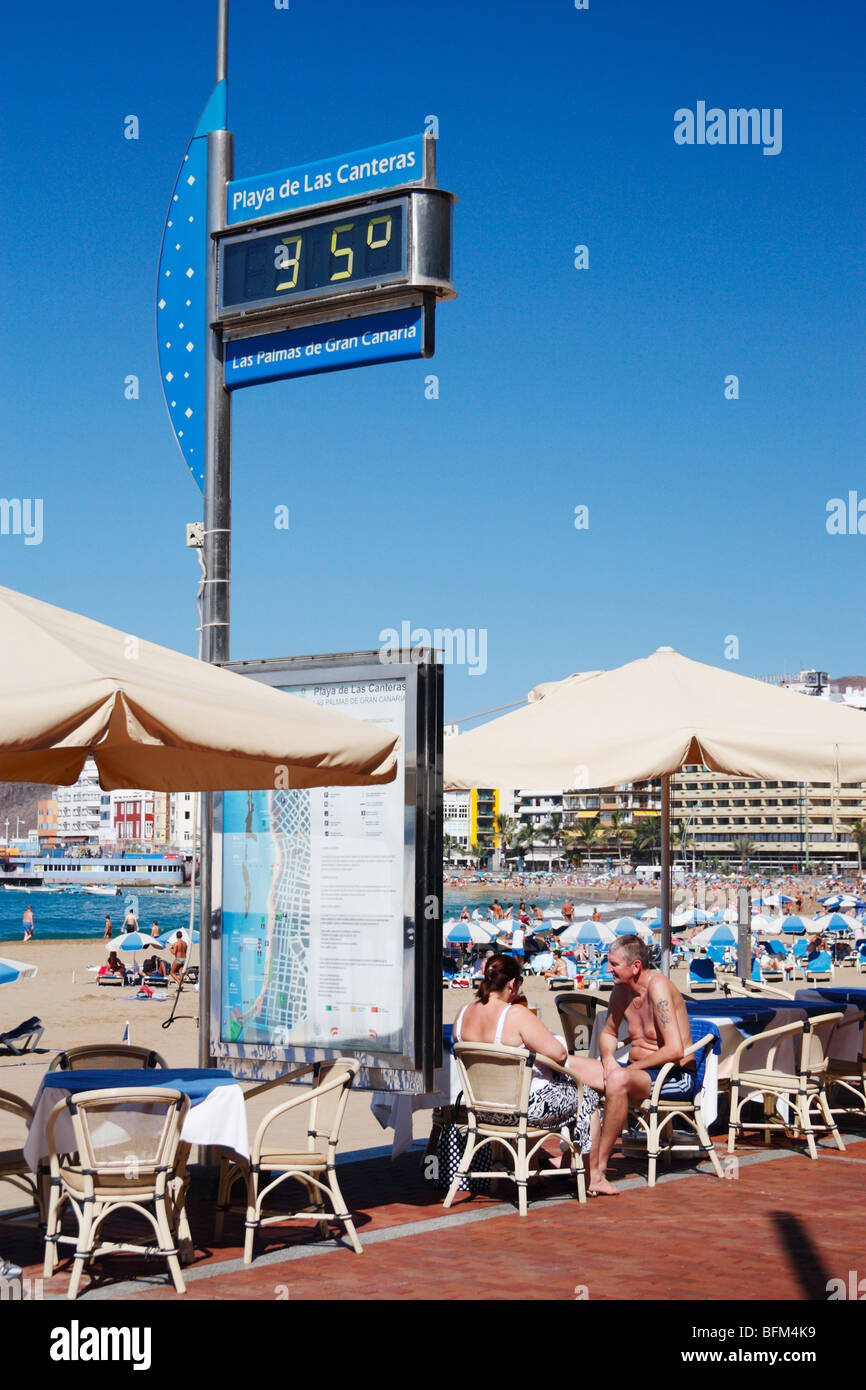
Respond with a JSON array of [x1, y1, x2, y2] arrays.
[[608, 915, 653, 938], [444, 920, 497, 945], [690, 923, 738, 948], [778, 915, 811, 935], [0, 955, 38, 986], [814, 912, 858, 934], [0, 584, 399, 792], [445, 646, 866, 974], [556, 919, 616, 946], [750, 914, 781, 935]]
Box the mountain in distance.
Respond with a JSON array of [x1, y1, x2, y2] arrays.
[[0, 783, 45, 838]]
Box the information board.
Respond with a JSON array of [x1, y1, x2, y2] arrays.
[[210, 653, 442, 1090]]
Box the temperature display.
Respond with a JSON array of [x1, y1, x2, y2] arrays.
[[219, 199, 407, 316]]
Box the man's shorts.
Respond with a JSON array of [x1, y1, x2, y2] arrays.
[[620, 1061, 697, 1099]]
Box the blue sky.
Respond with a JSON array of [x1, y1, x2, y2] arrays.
[[2, 0, 864, 726]]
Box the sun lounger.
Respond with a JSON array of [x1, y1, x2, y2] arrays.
[[806, 951, 833, 983], [0, 1016, 44, 1055], [688, 958, 717, 993]]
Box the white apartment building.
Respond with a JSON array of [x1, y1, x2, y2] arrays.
[[444, 790, 471, 849], [55, 757, 102, 840], [169, 792, 199, 850]]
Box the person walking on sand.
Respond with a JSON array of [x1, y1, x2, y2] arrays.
[[22, 905, 34, 942], [103, 915, 112, 942]]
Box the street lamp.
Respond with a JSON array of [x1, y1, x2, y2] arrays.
[[682, 805, 699, 875]]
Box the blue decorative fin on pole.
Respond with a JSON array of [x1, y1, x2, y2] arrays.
[[156, 81, 227, 492]]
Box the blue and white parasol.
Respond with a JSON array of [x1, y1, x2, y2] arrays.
[[0, 955, 38, 986]]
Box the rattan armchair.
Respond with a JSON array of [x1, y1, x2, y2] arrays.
[[554, 991, 602, 1054], [444, 1042, 588, 1216], [0, 1088, 43, 1221], [825, 1008, 866, 1119], [43, 1086, 189, 1298], [49, 1044, 167, 1071], [625, 1031, 725, 1187], [727, 1012, 846, 1159], [215, 1058, 363, 1261]]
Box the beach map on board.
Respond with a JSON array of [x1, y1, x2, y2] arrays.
[[219, 677, 407, 1053]]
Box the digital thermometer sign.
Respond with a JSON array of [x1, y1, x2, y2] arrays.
[[217, 188, 453, 326], [220, 199, 407, 316]]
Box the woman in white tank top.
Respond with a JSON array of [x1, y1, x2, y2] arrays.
[[454, 954, 599, 1151]]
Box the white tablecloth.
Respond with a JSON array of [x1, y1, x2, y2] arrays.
[[24, 1077, 250, 1168]]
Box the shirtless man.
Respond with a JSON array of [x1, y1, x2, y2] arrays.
[[169, 931, 188, 986], [570, 935, 694, 1195], [561, 898, 575, 923]]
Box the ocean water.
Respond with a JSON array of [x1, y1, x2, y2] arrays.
[[0, 885, 199, 944], [443, 888, 649, 921]]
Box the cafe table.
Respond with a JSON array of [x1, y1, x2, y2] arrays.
[[24, 1067, 249, 1263]]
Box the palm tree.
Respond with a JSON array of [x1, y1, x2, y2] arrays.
[[605, 810, 635, 868], [542, 813, 565, 871], [442, 833, 462, 866], [494, 814, 522, 871], [517, 820, 541, 870], [846, 819, 866, 874], [631, 820, 662, 865], [561, 816, 605, 869], [731, 836, 755, 872], [469, 836, 494, 869]]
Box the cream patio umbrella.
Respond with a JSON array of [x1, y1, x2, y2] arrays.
[[0, 585, 398, 790], [445, 647, 866, 974]]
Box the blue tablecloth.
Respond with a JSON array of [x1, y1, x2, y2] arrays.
[[26, 1066, 250, 1169], [40, 1067, 237, 1107], [794, 987, 866, 1012], [686, 996, 846, 1050]]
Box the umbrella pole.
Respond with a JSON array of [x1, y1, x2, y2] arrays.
[[661, 774, 671, 977]]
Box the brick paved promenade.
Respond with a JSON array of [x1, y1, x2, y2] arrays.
[[5, 1129, 864, 1304]]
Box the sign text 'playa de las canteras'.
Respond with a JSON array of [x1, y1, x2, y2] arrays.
[[226, 133, 426, 224]]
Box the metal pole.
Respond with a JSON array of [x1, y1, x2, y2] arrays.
[[199, 0, 233, 1070], [736, 885, 750, 983], [661, 774, 671, 977]]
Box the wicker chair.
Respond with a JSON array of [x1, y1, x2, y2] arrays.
[[727, 1012, 847, 1159], [825, 1008, 866, 1119], [554, 991, 603, 1054], [43, 1087, 189, 1298], [625, 1029, 725, 1187], [444, 1042, 588, 1217], [49, 1044, 167, 1071], [215, 1058, 362, 1261], [0, 1088, 43, 1221]]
